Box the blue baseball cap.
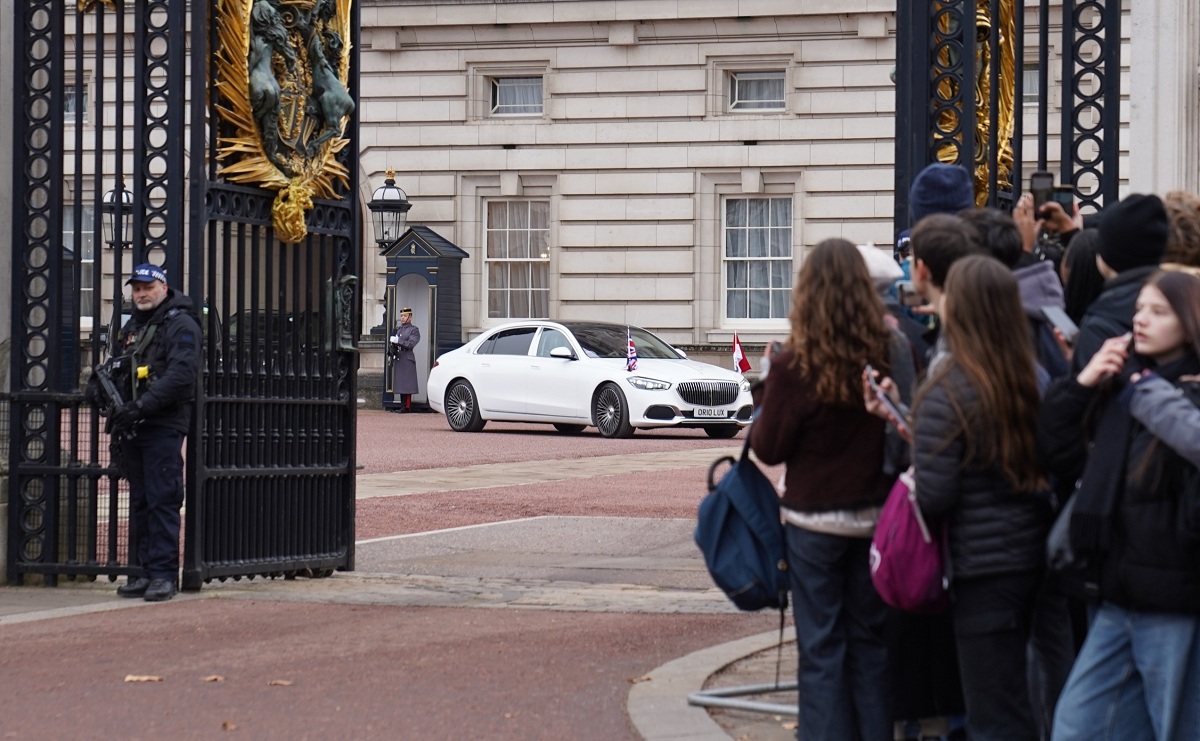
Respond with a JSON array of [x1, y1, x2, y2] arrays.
[[125, 263, 167, 285]]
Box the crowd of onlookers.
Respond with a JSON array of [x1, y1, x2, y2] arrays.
[[749, 162, 1200, 741]]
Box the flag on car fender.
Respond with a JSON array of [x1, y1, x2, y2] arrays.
[[626, 327, 638, 372], [732, 333, 751, 374]]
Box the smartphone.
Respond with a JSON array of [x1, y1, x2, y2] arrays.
[[896, 280, 924, 308], [865, 365, 911, 437], [1051, 185, 1074, 211], [1030, 170, 1054, 210], [1042, 305, 1080, 345]]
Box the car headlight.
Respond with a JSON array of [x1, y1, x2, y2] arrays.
[[740, 379, 751, 393], [625, 376, 671, 391]]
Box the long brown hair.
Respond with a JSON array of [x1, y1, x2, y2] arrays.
[[788, 238, 892, 406], [914, 255, 1042, 492], [1130, 270, 1200, 485], [1145, 270, 1200, 351]]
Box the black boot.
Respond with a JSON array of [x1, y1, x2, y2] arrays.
[[116, 576, 151, 598], [143, 578, 177, 602]]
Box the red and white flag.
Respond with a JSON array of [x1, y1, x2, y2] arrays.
[[732, 333, 751, 374], [626, 327, 638, 372]]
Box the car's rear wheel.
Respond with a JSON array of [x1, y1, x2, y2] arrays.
[[593, 383, 635, 438], [552, 423, 586, 434], [445, 380, 486, 432], [704, 425, 740, 439]]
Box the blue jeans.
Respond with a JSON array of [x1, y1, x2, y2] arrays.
[[786, 525, 890, 741], [1053, 602, 1200, 741]]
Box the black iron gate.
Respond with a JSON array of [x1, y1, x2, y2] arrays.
[[6, 0, 359, 587], [894, 0, 1123, 233]]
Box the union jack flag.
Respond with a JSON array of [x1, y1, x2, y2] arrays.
[[626, 327, 638, 372]]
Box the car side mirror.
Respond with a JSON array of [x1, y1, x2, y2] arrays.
[[674, 347, 688, 359], [549, 346, 576, 360]]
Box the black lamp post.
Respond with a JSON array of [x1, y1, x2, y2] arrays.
[[367, 168, 412, 250], [101, 178, 133, 249]]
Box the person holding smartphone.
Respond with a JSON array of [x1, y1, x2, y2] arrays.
[[1038, 271, 1200, 740], [869, 256, 1049, 739], [750, 238, 911, 741]]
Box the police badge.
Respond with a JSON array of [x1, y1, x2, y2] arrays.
[[214, 0, 354, 243]]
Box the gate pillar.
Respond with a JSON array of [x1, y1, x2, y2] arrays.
[[381, 227, 468, 411]]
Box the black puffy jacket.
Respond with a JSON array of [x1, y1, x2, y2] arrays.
[[1038, 362, 1200, 615], [914, 365, 1051, 580], [116, 289, 202, 434]]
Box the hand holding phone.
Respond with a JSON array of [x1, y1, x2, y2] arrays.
[[865, 365, 911, 438], [1042, 306, 1080, 345]]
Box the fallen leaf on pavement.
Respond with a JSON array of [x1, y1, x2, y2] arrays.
[[221, 721, 237, 731], [123, 675, 163, 683], [204, 675, 225, 682], [782, 721, 798, 730], [627, 675, 652, 684], [268, 679, 293, 686]]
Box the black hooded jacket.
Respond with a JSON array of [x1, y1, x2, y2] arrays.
[[117, 289, 202, 434]]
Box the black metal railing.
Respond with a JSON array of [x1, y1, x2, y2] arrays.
[[895, 0, 1123, 235]]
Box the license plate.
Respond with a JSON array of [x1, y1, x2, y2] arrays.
[[694, 407, 726, 418]]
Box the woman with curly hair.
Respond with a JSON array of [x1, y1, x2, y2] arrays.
[[751, 238, 912, 740]]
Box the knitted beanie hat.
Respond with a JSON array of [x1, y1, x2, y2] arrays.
[[909, 164, 975, 224], [1097, 193, 1169, 274]]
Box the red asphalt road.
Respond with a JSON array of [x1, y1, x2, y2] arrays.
[[0, 409, 772, 740]]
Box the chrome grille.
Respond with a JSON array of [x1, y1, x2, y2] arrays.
[[676, 381, 740, 407]]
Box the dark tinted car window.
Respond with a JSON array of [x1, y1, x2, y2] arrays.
[[561, 323, 683, 360], [476, 335, 497, 355], [491, 327, 537, 356]]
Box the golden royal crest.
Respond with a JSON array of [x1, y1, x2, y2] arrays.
[[215, 0, 354, 243]]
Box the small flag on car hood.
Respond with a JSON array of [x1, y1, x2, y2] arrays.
[[626, 327, 638, 372], [733, 333, 751, 374]]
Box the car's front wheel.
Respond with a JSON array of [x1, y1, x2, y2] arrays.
[[445, 380, 486, 432], [552, 423, 586, 434], [704, 425, 740, 440], [593, 383, 635, 438]]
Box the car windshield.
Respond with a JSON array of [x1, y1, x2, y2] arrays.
[[561, 323, 683, 360]]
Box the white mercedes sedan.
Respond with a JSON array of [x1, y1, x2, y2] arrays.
[[427, 321, 753, 438]]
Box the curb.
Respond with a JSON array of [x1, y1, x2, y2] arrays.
[[627, 628, 786, 741]]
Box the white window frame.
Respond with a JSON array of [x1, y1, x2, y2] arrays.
[[1022, 66, 1041, 107], [468, 62, 551, 122], [65, 82, 89, 125], [728, 70, 786, 112], [706, 56, 793, 119], [63, 204, 96, 320], [484, 200, 551, 320], [722, 196, 794, 322], [490, 76, 543, 116]]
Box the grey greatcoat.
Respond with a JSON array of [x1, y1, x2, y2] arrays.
[[390, 322, 421, 394]]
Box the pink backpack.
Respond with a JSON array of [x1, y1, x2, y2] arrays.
[[869, 470, 949, 614]]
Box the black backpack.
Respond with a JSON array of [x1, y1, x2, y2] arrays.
[[695, 431, 788, 611]]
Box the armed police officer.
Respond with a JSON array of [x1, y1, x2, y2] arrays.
[[107, 263, 202, 602]]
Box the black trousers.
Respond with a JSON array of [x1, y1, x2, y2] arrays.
[[123, 430, 186, 582], [951, 570, 1043, 741]]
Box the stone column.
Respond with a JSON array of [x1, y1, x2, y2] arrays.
[[1129, 0, 1200, 194]]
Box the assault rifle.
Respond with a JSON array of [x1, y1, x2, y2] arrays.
[[90, 356, 129, 419]]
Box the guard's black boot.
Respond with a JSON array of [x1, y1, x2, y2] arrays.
[[143, 578, 177, 602], [116, 576, 151, 598]]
